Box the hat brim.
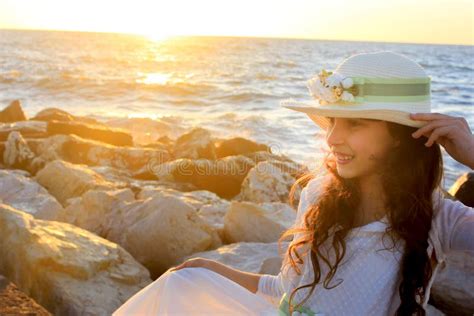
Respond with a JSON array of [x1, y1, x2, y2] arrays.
[[281, 99, 428, 130]]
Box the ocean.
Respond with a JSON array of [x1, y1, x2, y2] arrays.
[[0, 29, 472, 188]]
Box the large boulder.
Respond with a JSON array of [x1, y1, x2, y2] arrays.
[[173, 128, 216, 160], [29, 134, 171, 175], [137, 187, 230, 241], [60, 188, 135, 237], [31, 107, 75, 122], [151, 155, 255, 199], [0, 100, 27, 123], [0, 120, 47, 141], [3, 131, 36, 170], [215, 137, 270, 158], [35, 160, 117, 205], [448, 172, 474, 207], [0, 169, 63, 220], [223, 201, 296, 243], [91, 165, 198, 193], [105, 117, 184, 147], [137, 187, 225, 209], [46, 120, 133, 147], [106, 194, 222, 278], [0, 203, 151, 316], [197, 203, 230, 241], [31, 107, 105, 127], [239, 161, 298, 203], [430, 252, 474, 314]]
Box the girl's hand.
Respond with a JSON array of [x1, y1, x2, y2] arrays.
[[410, 113, 474, 169], [167, 257, 214, 273]]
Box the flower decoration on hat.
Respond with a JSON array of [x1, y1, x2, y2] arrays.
[[307, 69, 358, 105]]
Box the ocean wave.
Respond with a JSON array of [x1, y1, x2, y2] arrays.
[[28, 74, 218, 97], [215, 92, 280, 102]]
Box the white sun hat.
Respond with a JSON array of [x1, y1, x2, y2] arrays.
[[281, 51, 432, 130]]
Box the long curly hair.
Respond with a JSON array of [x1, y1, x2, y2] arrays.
[[278, 120, 443, 315]]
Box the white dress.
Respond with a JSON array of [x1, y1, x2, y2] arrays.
[[112, 266, 278, 315], [113, 175, 474, 316]]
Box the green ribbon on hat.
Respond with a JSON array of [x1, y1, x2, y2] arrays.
[[346, 76, 431, 103]]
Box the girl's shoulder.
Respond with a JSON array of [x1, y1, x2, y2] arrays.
[[303, 171, 329, 203]]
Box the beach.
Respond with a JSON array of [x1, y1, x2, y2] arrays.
[[0, 30, 473, 315]]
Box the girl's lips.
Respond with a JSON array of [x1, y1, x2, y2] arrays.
[[336, 156, 354, 164], [333, 152, 355, 164]]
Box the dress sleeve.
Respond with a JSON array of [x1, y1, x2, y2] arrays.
[[431, 190, 474, 262], [256, 174, 325, 303]]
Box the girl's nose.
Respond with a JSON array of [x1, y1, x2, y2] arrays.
[[325, 118, 346, 146]]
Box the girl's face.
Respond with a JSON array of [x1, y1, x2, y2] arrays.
[[325, 117, 400, 179]]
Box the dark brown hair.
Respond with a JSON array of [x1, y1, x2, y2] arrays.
[[278, 120, 443, 315]]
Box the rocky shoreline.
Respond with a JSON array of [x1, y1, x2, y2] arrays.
[[0, 100, 472, 315]]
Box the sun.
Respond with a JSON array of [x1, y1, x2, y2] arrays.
[[140, 31, 174, 42]]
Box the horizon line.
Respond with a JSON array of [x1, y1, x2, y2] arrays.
[[1, 27, 472, 47]]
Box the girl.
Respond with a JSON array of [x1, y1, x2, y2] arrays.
[[113, 51, 474, 315]]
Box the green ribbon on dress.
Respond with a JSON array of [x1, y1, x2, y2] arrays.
[[278, 292, 321, 315]]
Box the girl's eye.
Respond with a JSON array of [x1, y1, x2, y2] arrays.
[[348, 119, 362, 126]]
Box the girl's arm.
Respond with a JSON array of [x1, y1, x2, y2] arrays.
[[167, 257, 262, 293], [432, 191, 474, 260]]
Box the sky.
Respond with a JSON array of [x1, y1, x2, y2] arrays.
[[0, 0, 473, 45]]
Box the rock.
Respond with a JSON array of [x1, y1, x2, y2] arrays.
[[90, 165, 136, 188], [35, 160, 117, 205], [137, 187, 225, 210], [47, 120, 133, 147], [243, 151, 308, 179], [0, 100, 27, 123], [88, 164, 199, 195], [430, 252, 474, 314], [223, 201, 296, 243], [137, 187, 230, 241], [197, 203, 230, 241], [31, 107, 75, 122], [184, 242, 287, 275], [2, 131, 45, 173], [3, 131, 35, 169], [239, 161, 298, 203], [448, 172, 474, 207], [0, 169, 63, 220], [60, 189, 135, 237], [91, 165, 198, 193], [215, 137, 271, 158], [173, 127, 216, 160], [31, 107, 107, 127], [105, 117, 185, 147], [151, 155, 255, 199], [106, 194, 222, 278], [0, 203, 151, 316], [0, 120, 48, 141], [29, 134, 171, 175]]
